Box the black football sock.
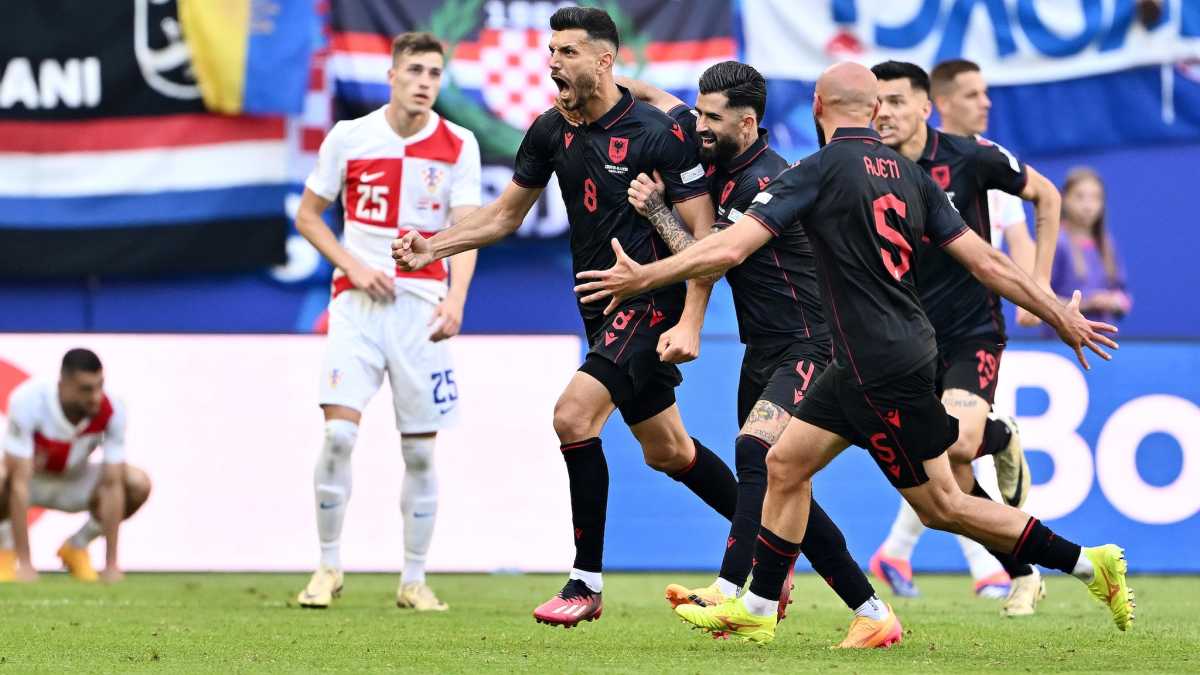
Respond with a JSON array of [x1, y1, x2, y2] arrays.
[[718, 435, 769, 588], [975, 417, 1012, 458], [670, 438, 737, 521], [560, 437, 608, 573], [1011, 517, 1082, 574], [968, 479, 1035, 578], [747, 527, 800, 602], [801, 499, 875, 610]]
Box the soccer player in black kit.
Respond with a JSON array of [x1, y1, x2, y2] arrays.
[[393, 7, 741, 628], [575, 63, 1133, 645], [870, 61, 1064, 614], [617, 63, 898, 648]]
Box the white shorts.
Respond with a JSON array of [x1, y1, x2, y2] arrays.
[[319, 289, 458, 433], [30, 464, 103, 513]]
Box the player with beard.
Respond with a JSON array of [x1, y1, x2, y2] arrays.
[[617, 63, 898, 648], [869, 61, 1062, 616], [574, 62, 1131, 644], [394, 7, 741, 628]]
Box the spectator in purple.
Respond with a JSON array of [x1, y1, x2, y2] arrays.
[[1050, 168, 1131, 327]]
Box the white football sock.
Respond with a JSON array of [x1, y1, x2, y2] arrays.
[[881, 500, 925, 560], [0, 521, 12, 549], [1072, 551, 1095, 583], [67, 517, 103, 549], [400, 435, 438, 585], [569, 568, 603, 593], [715, 577, 740, 598], [742, 590, 778, 618], [314, 419, 357, 570], [854, 595, 889, 621], [958, 535, 1005, 581]]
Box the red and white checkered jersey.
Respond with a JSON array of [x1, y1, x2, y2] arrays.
[[987, 189, 1026, 250], [3, 378, 126, 475], [306, 108, 482, 303]]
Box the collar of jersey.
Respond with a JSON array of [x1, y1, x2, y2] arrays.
[[829, 127, 880, 144], [589, 85, 636, 130], [920, 124, 940, 161], [724, 128, 770, 174]]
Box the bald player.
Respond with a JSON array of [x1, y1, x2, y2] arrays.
[[574, 63, 1133, 645]]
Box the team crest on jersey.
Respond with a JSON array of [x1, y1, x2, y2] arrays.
[[564, 131, 574, 149], [422, 166, 445, 194], [330, 369, 341, 388], [931, 165, 951, 190], [608, 137, 629, 163], [757, 176, 771, 190]]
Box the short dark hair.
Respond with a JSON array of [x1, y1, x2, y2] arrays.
[[549, 6, 620, 50], [871, 60, 931, 96], [391, 31, 444, 63], [699, 61, 767, 122], [930, 59, 982, 99], [61, 348, 102, 376]]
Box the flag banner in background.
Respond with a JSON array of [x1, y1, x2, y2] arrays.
[[328, 0, 736, 238], [0, 0, 295, 278], [178, 0, 318, 116], [741, 0, 1200, 158]]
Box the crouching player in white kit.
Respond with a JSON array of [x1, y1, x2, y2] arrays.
[[0, 348, 151, 583], [294, 32, 481, 611]]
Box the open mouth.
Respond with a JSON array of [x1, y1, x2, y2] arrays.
[[876, 122, 896, 136], [699, 133, 716, 147], [551, 75, 571, 97]]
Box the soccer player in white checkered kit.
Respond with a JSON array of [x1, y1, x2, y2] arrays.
[[395, 7, 748, 627], [294, 32, 482, 611]]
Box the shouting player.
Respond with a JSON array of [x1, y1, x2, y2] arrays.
[[575, 63, 1131, 644], [294, 32, 481, 611], [618, 64, 898, 648], [0, 349, 151, 583], [869, 61, 1061, 614], [395, 7, 743, 628]]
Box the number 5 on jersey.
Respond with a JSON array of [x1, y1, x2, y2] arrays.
[[873, 193, 912, 281]]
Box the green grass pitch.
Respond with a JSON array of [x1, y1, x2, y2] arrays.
[[0, 572, 1196, 673]]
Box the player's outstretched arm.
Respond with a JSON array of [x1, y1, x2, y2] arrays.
[[615, 76, 686, 114], [575, 213, 772, 315], [96, 462, 126, 583], [4, 454, 37, 581], [394, 181, 542, 272], [943, 229, 1118, 369], [295, 188, 395, 302]]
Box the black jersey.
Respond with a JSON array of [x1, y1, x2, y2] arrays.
[[915, 126, 1028, 346], [512, 86, 709, 322], [745, 128, 968, 387], [668, 105, 828, 347]]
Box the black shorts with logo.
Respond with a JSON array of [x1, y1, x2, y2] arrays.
[[795, 359, 959, 489], [935, 333, 1005, 406], [578, 298, 684, 426], [737, 339, 832, 426]]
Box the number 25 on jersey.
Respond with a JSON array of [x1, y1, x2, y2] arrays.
[[356, 184, 389, 222]]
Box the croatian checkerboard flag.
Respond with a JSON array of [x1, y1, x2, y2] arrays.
[[328, 0, 737, 163]]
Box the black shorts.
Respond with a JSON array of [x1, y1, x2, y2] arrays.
[[736, 340, 832, 426], [796, 360, 959, 489], [936, 333, 1005, 406], [578, 299, 683, 426]]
